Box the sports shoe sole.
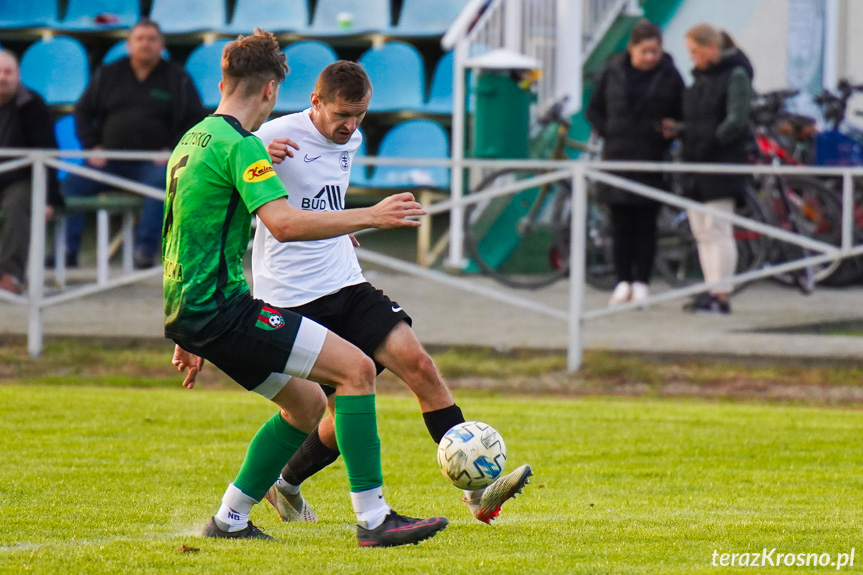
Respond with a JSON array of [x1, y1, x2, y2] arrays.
[[358, 516, 448, 547], [475, 464, 533, 524], [201, 517, 273, 540], [264, 486, 319, 523]]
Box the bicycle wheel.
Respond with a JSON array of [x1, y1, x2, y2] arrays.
[[548, 183, 618, 291], [653, 186, 771, 291], [760, 174, 843, 288], [463, 169, 570, 289], [813, 177, 863, 286]]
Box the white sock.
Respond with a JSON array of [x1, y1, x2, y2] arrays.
[[464, 488, 484, 502], [351, 486, 390, 529], [276, 477, 300, 496], [214, 483, 257, 532]]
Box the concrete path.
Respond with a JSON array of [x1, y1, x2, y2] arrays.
[[2, 265, 862, 364]]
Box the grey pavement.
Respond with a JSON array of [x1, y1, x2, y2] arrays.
[[2, 264, 863, 364]]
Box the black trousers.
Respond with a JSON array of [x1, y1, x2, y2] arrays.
[[609, 204, 660, 284]]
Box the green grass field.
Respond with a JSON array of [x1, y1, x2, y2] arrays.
[[1, 380, 862, 574]]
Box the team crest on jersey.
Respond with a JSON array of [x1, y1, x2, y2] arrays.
[[243, 160, 277, 183], [339, 151, 350, 172], [256, 306, 285, 330]]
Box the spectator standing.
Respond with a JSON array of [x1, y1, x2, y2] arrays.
[[585, 19, 684, 305], [663, 24, 753, 314], [0, 49, 62, 294], [60, 18, 204, 268]]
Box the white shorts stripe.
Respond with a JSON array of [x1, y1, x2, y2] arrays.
[[283, 317, 327, 379], [251, 372, 292, 400]]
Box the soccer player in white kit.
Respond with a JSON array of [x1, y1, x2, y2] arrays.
[[251, 61, 532, 525]]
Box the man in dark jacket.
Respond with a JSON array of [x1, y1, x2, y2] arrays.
[[0, 49, 62, 294], [663, 24, 754, 314], [60, 18, 204, 269], [586, 19, 684, 306]]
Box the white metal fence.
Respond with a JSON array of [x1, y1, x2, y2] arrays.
[[4, 149, 863, 371]]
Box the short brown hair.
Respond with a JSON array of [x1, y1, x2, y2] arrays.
[[629, 19, 662, 46], [222, 28, 288, 98], [686, 23, 722, 47], [315, 61, 371, 103], [131, 18, 163, 38]]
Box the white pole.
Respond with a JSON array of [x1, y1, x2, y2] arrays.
[[447, 40, 468, 269], [27, 154, 47, 358], [567, 165, 587, 372], [823, 0, 839, 90], [558, 0, 583, 114], [505, 0, 523, 54]]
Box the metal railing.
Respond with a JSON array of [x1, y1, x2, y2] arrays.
[[6, 149, 863, 372]]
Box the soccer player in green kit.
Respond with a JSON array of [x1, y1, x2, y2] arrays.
[[163, 29, 447, 547]]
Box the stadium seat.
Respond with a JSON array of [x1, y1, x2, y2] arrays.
[[424, 51, 454, 114], [396, 0, 468, 36], [359, 42, 425, 112], [275, 41, 337, 113], [59, 0, 139, 30], [225, 0, 309, 34], [0, 0, 58, 29], [310, 0, 389, 35], [54, 115, 84, 182], [20, 37, 89, 106], [349, 131, 372, 186], [149, 0, 226, 34], [102, 41, 170, 64], [185, 39, 230, 108], [367, 119, 449, 188]]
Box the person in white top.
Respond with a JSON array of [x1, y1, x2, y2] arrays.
[[252, 61, 532, 525]]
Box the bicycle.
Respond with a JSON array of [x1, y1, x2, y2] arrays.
[[463, 98, 771, 291]]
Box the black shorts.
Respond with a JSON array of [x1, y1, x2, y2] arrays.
[[288, 282, 412, 379], [171, 294, 328, 397]]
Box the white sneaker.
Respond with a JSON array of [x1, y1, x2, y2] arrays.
[[630, 282, 649, 305], [608, 281, 631, 306], [264, 485, 319, 523]]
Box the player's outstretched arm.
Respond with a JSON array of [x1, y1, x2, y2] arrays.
[[256, 192, 426, 243], [172, 344, 205, 389]]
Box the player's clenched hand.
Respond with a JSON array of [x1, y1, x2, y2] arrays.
[[172, 344, 205, 389], [369, 192, 426, 229], [266, 138, 300, 164]]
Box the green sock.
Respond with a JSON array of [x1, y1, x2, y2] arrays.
[[334, 394, 383, 492], [232, 413, 309, 501]]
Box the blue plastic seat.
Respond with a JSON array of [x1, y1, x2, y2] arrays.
[[275, 41, 337, 113], [225, 0, 309, 34], [424, 52, 454, 114], [20, 37, 89, 106], [102, 41, 170, 65], [149, 0, 226, 34], [368, 120, 449, 188], [54, 115, 84, 182], [185, 40, 230, 108], [349, 132, 372, 186], [396, 0, 468, 36], [59, 0, 139, 30], [359, 42, 425, 112], [310, 0, 389, 35], [0, 0, 57, 28]]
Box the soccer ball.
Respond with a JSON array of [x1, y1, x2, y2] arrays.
[[437, 421, 506, 490]]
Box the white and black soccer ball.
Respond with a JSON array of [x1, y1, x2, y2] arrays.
[[437, 421, 506, 490]]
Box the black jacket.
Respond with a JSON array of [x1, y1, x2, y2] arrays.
[[0, 85, 62, 207], [586, 51, 684, 206], [75, 57, 204, 151], [680, 48, 754, 203]]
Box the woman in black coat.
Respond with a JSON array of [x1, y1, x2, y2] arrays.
[[586, 19, 684, 305]]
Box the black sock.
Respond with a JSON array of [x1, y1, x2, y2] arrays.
[[423, 404, 465, 444], [280, 427, 341, 486]]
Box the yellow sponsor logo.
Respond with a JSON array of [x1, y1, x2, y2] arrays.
[[243, 160, 277, 183]]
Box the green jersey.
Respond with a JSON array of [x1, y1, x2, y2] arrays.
[[163, 114, 287, 340]]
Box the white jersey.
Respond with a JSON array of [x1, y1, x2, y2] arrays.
[[252, 109, 365, 307]]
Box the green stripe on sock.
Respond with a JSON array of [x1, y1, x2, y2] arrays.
[[233, 413, 308, 501], [334, 394, 383, 492]]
